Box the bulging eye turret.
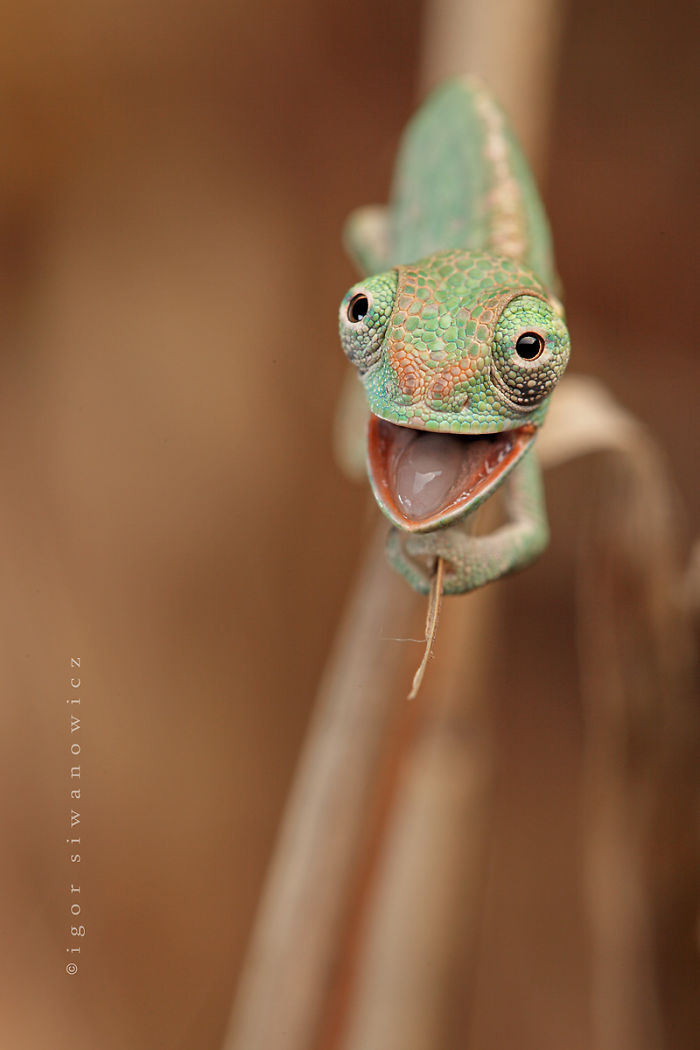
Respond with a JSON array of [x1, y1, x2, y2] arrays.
[[491, 295, 570, 410], [339, 270, 398, 374]]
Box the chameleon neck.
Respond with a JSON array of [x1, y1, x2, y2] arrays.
[[389, 78, 556, 293]]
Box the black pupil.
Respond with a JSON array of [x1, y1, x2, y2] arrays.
[[348, 293, 369, 323], [515, 332, 544, 360]]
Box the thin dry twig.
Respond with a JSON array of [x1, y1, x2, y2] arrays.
[[408, 557, 445, 701]]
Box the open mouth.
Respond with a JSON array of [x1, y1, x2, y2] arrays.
[[368, 415, 536, 532]]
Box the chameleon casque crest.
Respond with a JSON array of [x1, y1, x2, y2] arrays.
[[338, 78, 571, 595]]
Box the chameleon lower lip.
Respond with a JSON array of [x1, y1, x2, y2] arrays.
[[367, 415, 536, 532]]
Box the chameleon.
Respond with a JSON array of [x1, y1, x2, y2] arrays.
[[338, 77, 571, 596]]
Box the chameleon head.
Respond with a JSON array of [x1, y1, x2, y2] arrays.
[[338, 249, 571, 532]]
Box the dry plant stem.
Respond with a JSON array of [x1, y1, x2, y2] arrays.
[[335, 3, 564, 1046], [340, 582, 497, 1050], [578, 536, 666, 1050], [419, 0, 564, 167], [222, 523, 425, 1050], [227, 3, 567, 1047], [314, 567, 454, 1050], [543, 376, 694, 1050], [408, 556, 445, 700]]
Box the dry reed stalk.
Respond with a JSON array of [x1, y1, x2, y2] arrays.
[[541, 375, 696, 1050], [329, 3, 569, 1046], [223, 8, 693, 1050], [419, 0, 564, 166], [339, 584, 497, 1050], [222, 524, 426, 1050], [578, 565, 667, 1050], [223, 2, 566, 1049]]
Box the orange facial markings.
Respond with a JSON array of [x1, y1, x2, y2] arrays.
[[448, 361, 475, 382], [374, 250, 550, 428], [389, 341, 422, 399], [400, 368, 421, 397], [428, 374, 453, 402]]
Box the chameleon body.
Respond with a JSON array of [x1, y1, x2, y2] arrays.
[[338, 78, 571, 595]]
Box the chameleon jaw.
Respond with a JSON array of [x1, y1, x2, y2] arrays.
[[367, 415, 537, 533]]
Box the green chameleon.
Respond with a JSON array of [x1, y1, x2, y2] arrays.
[[338, 77, 571, 595]]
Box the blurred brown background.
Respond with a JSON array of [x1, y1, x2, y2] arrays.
[[1, 0, 698, 1047]]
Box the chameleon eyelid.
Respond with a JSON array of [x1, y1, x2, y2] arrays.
[[493, 286, 552, 315]]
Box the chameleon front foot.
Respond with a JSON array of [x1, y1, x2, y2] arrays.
[[386, 528, 434, 595], [387, 507, 549, 596], [387, 522, 487, 596]]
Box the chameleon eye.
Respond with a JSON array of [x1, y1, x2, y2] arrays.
[[339, 269, 398, 375], [491, 294, 571, 411], [515, 332, 544, 361], [347, 293, 370, 324]]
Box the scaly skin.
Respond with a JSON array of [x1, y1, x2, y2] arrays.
[[338, 78, 571, 595]]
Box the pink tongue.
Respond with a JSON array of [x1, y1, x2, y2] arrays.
[[393, 433, 466, 520], [394, 430, 497, 520]]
